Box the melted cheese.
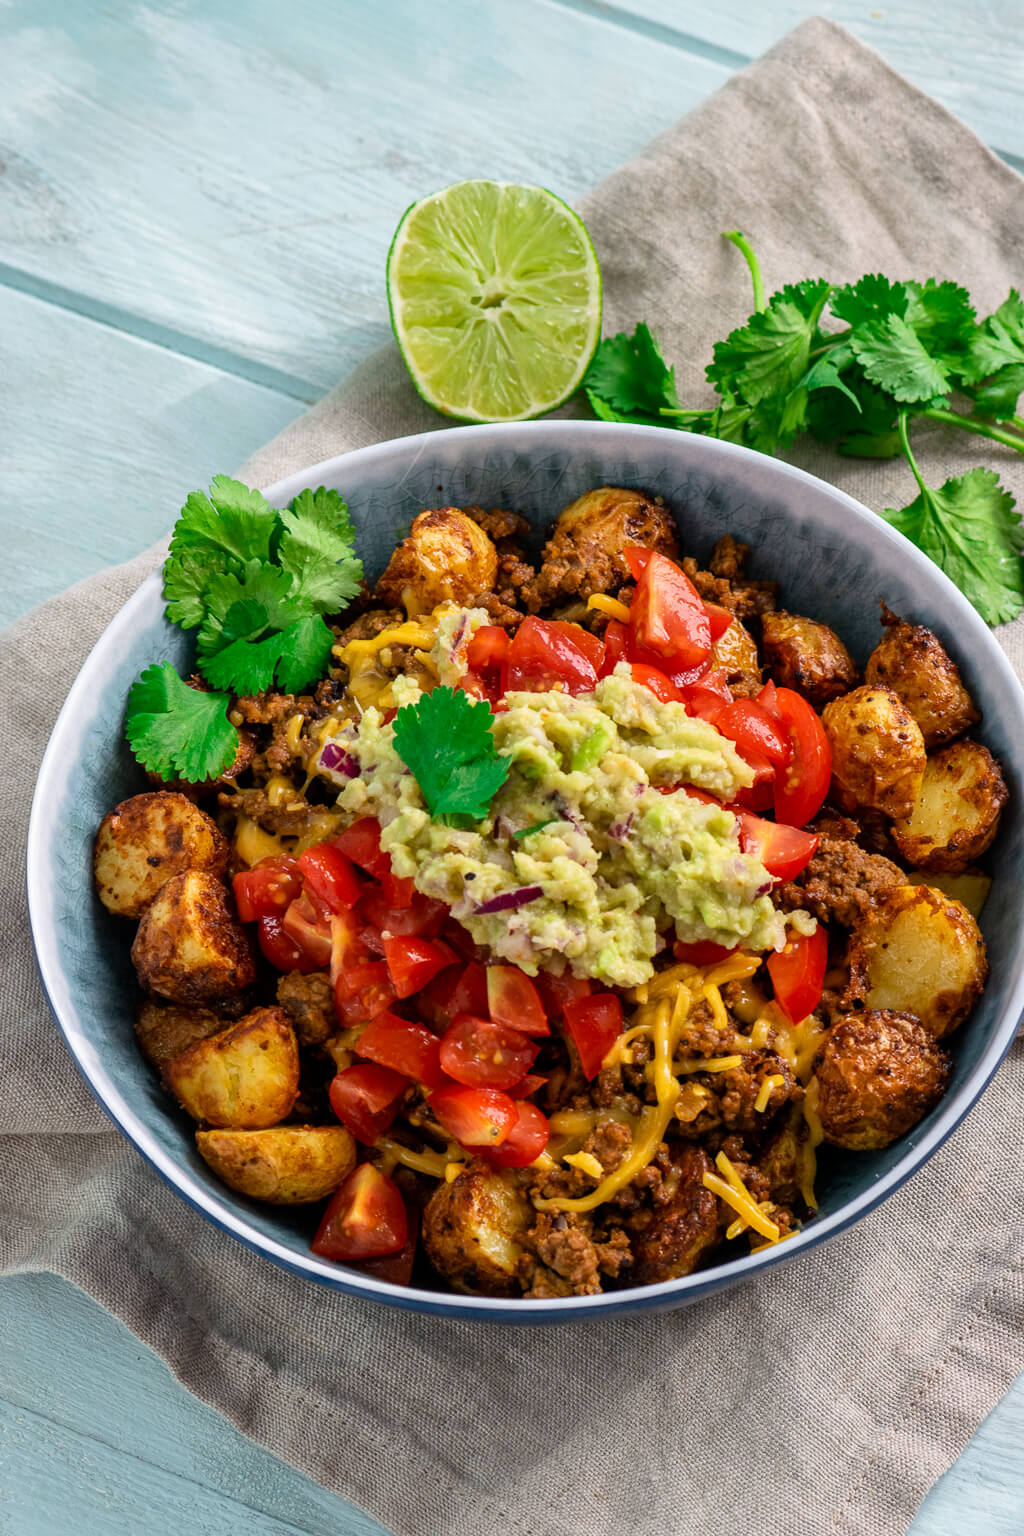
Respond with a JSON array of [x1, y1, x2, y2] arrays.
[[233, 809, 343, 868], [564, 1151, 605, 1180], [375, 1136, 452, 1180], [799, 1076, 824, 1210], [335, 619, 438, 711], [586, 593, 632, 623], [675, 1054, 743, 1074], [703, 1167, 781, 1243], [755, 1074, 785, 1113]]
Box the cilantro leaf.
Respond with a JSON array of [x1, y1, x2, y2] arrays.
[[583, 324, 681, 426], [850, 314, 951, 404], [799, 340, 862, 410], [125, 662, 237, 783], [831, 274, 909, 328], [706, 279, 832, 406], [961, 290, 1024, 383], [392, 686, 510, 820], [970, 363, 1024, 420], [277, 487, 364, 611], [513, 819, 557, 840], [164, 476, 278, 627], [882, 467, 1024, 624], [903, 279, 976, 352]]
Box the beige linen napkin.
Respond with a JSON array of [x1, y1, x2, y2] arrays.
[[2, 18, 1022, 1536]]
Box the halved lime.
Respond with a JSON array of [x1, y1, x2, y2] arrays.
[[387, 179, 602, 423]]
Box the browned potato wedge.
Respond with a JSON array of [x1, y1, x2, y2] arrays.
[[164, 1006, 299, 1127], [845, 885, 987, 1038], [132, 870, 255, 1006], [375, 508, 498, 616], [813, 1011, 950, 1150], [135, 1000, 224, 1070], [761, 612, 858, 705], [865, 615, 980, 747], [195, 1125, 355, 1202], [822, 685, 926, 819], [422, 1160, 531, 1295], [710, 617, 761, 697], [892, 740, 1007, 873], [907, 868, 992, 919], [630, 1146, 721, 1283], [94, 791, 227, 917], [523, 487, 679, 607]]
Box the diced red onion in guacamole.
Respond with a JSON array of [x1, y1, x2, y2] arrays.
[[474, 885, 544, 916], [319, 742, 359, 778]]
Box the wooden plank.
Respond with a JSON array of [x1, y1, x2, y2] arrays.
[[0, 0, 729, 395], [0, 285, 299, 629]]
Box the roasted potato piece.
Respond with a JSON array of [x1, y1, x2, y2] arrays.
[[710, 616, 761, 697], [422, 1160, 532, 1295], [94, 791, 227, 917], [813, 1011, 951, 1150], [630, 1146, 721, 1284], [844, 885, 987, 1038], [760, 611, 858, 705], [907, 868, 991, 919], [865, 614, 980, 747], [822, 685, 926, 820], [164, 1006, 299, 1127], [375, 508, 498, 616], [135, 1000, 224, 1071], [132, 870, 255, 1006], [195, 1124, 355, 1202], [892, 740, 1007, 873], [524, 486, 679, 608]]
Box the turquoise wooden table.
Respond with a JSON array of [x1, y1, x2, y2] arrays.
[[2, 3, 1022, 1530]]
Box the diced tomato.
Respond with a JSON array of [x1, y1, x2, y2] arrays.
[[507, 1072, 548, 1099], [359, 886, 447, 939], [380, 872, 415, 908], [475, 1100, 550, 1168], [281, 892, 332, 968], [503, 616, 600, 696], [334, 960, 397, 1025], [312, 1163, 407, 1262], [734, 811, 818, 881], [382, 935, 455, 999], [681, 684, 728, 724], [673, 940, 738, 966], [630, 663, 683, 703], [430, 1084, 517, 1146], [772, 688, 832, 829], [600, 619, 630, 677], [418, 958, 489, 1029], [232, 857, 301, 923], [257, 912, 320, 973], [352, 1212, 420, 1286], [703, 601, 734, 642], [563, 993, 623, 1079], [767, 925, 829, 1024], [329, 908, 372, 987], [456, 670, 493, 703], [486, 965, 550, 1037], [439, 919, 483, 962], [732, 777, 776, 813], [439, 1014, 539, 1090], [297, 844, 360, 914], [334, 818, 390, 880], [625, 547, 711, 670], [357, 1012, 447, 1090], [467, 624, 510, 671], [329, 1063, 408, 1144], [534, 970, 592, 1016], [714, 698, 791, 767], [757, 680, 780, 718]]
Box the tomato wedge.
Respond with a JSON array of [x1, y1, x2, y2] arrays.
[[630, 663, 682, 703], [357, 1012, 448, 1091], [329, 1063, 408, 1144], [735, 811, 818, 882], [430, 1084, 517, 1146], [507, 1072, 548, 1099], [382, 935, 455, 999], [334, 818, 390, 880], [474, 1100, 550, 1168], [333, 960, 397, 1025], [767, 925, 829, 1024], [600, 619, 630, 676], [772, 688, 832, 829], [714, 698, 791, 767], [534, 971, 591, 1016], [467, 624, 510, 671], [673, 940, 738, 966], [352, 1212, 420, 1286], [681, 684, 729, 724], [329, 909, 371, 987], [503, 616, 601, 695], [280, 892, 332, 968], [439, 1015, 538, 1089], [359, 886, 447, 939], [233, 857, 301, 922], [419, 959, 490, 1030], [379, 871, 415, 908], [312, 1163, 407, 1262], [625, 547, 711, 670], [297, 844, 361, 914], [703, 601, 734, 642], [486, 965, 549, 1037], [563, 993, 623, 1078], [257, 912, 320, 972]]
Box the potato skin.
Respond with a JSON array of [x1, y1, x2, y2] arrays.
[[375, 508, 498, 616], [864, 616, 980, 748], [710, 617, 761, 697], [195, 1125, 355, 1203], [822, 685, 927, 820], [761, 611, 858, 705], [132, 870, 255, 1006], [844, 884, 987, 1038], [94, 791, 227, 917], [164, 1006, 300, 1127], [892, 740, 1008, 873], [630, 1145, 721, 1284], [422, 1160, 532, 1295], [524, 487, 679, 608], [813, 1011, 951, 1150], [135, 1000, 225, 1070]]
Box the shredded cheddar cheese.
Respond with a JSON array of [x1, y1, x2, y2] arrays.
[[564, 1151, 606, 1180], [376, 1137, 452, 1180], [334, 618, 439, 710], [586, 593, 632, 623], [755, 1074, 785, 1113]]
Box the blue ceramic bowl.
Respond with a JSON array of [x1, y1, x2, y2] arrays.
[[27, 421, 1024, 1322]]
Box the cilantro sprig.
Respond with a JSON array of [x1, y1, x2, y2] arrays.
[[583, 234, 1024, 624], [125, 476, 363, 782], [392, 686, 510, 821]]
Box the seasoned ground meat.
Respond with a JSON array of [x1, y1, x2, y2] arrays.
[[460, 506, 536, 610], [627, 1145, 721, 1284], [776, 818, 904, 928], [707, 533, 750, 581], [584, 1119, 632, 1173], [681, 554, 779, 620], [522, 1210, 632, 1296], [277, 970, 337, 1046], [813, 1011, 951, 1150], [223, 786, 330, 839], [333, 606, 405, 646], [522, 487, 679, 610]]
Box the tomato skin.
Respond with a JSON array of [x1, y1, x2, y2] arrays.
[[467, 624, 510, 671], [503, 616, 600, 696], [507, 1072, 548, 1099], [233, 857, 301, 922], [280, 893, 333, 968], [328, 908, 372, 987], [334, 818, 390, 881], [439, 1015, 539, 1090], [334, 960, 397, 1025], [486, 965, 550, 1037], [430, 1084, 517, 1146], [380, 871, 415, 908], [352, 1212, 420, 1286], [735, 811, 818, 882], [359, 886, 447, 939], [418, 959, 489, 1030], [257, 912, 320, 972], [563, 993, 623, 1079], [732, 777, 777, 813], [474, 1101, 550, 1168], [757, 680, 779, 718], [329, 1063, 408, 1144], [767, 925, 829, 1024], [357, 1012, 448, 1091], [630, 663, 682, 703], [534, 971, 591, 1016], [714, 698, 791, 767], [703, 602, 734, 642], [312, 1163, 407, 1262], [456, 670, 493, 703], [382, 935, 455, 999], [626, 547, 711, 670], [297, 844, 361, 914], [681, 684, 728, 724], [673, 940, 738, 966], [772, 688, 833, 829], [600, 619, 630, 677]]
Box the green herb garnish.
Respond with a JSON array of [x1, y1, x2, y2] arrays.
[[125, 663, 238, 784], [512, 819, 557, 840], [392, 686, 510, 821]]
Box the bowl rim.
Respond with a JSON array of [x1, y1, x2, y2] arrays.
[[27, 418, 1024, 1322]]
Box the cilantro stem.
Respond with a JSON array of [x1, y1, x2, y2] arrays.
[[922, 406, 1024, 455], [897, 412, 928, 497], [723, 231, 766, 314], [807, 329, 851, 360]]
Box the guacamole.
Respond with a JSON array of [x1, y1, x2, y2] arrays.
[[326, 665, 812, 988]]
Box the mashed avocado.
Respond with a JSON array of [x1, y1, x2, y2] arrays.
[[328, 663, 812, 988]]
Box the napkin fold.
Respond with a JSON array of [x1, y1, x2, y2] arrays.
[[3, 18, 1023, 1536]]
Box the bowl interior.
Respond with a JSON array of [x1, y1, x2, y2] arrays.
[[28, 421, 1024, 1320]]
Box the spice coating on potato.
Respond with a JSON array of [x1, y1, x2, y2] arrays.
[[135, 1000, 225, 1070], [164, 1006, 300, 1127], [524, 487, 679, 609], [844, 884, 987, 1039], [710, 617, 762, 697], [94, 791, 228, 917], [864, 615, 980, 748], [822, 685, 927, 820], [195, 1125, 355, 1202], [760, 612, 858, 705], [892, 740, 1008, 873], [422, 1160, 532, 1295], [375, 508, 498, 616], [813, 1011, 950, 1150], [629, 1145, 721, 1284], [132, 870, 255, 1005]]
